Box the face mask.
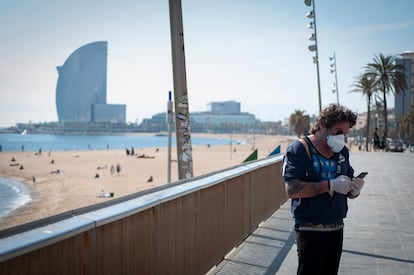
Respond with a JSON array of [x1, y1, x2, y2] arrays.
[[327, 134, 345, 152]]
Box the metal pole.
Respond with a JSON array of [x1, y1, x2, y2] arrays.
[[167, 91, 173, 183], [312, 0, 322, 112], [169, 0, 193, 180], [333, 52, 340, 104]]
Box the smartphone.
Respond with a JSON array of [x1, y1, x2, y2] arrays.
[[356, 172, 368, 179]]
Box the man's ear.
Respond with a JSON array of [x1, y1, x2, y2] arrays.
[[319, 119, 326, 128]]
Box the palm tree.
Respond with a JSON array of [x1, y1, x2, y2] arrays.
[[398, 105, 414, 143], [349, 74, 376, 151], [365, 54, 407, 142], [289, 109, 307, 138]]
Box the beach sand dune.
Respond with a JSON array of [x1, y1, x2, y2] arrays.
[[0, 134, 295, 230]]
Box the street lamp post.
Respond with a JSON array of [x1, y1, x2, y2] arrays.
[[305, 0, 322, 112], [167, 91, 173, 183], [329, 52, 339, 104]]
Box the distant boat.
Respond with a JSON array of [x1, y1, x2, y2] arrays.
[[21, 129, 27, 135], [155, 132, 168, 137]]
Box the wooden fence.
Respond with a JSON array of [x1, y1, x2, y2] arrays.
[[0, 155, 286, 275]]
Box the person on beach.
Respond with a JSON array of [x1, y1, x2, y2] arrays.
[[282, 104, 365, 274], [116, 163, 121, 175]]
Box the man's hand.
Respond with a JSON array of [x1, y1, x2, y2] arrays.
[[349, 177, 365, 197], [329, 175, 352, 196]]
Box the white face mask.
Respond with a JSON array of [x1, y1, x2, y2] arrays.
[[327, 134, 345, 152]]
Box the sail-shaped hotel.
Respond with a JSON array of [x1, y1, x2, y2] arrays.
[[56, 41, 126, 123]]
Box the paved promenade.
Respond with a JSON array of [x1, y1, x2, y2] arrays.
[[211, 152, 414, 274]]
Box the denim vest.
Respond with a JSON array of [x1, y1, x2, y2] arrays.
[[283, 137, 355, 225]]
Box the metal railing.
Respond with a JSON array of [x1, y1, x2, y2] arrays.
[[0, 155, 286, 275]]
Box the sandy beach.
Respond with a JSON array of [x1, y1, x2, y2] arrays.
[[0, 134, 296, 230]]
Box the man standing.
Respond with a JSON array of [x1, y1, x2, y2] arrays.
[[373, 127, 380, 151], [283, 104, 365, 274]]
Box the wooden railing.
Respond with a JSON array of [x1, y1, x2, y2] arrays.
[[0, 155, 286, 275]]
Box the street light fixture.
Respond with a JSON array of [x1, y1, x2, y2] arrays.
[[304, 0, 322, 112], [329, 52, 339, 104]]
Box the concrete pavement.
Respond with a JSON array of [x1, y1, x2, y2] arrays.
[[210, 152, 414, 274]]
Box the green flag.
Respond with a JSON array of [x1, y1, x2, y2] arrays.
[[243, 149, 258, 163]]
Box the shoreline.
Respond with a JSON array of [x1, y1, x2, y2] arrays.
[[0, 134, 296, 230], [0, 177, 33, 219]]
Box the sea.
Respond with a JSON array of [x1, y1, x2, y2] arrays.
[[0, 133, 233, 220], [0, 133, 232, 152]]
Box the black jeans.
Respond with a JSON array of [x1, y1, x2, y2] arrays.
[[295, 228, 343, 275]]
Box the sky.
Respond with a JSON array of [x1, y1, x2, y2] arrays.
[[0, 0, 413, 127]]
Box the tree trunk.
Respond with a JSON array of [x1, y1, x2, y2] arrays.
[[383, 89, 388, 151], [365, 97, 371, 151]]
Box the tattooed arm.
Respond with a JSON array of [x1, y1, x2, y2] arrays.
[[283, 139, 330, 199], [285, 179, 330, 199]]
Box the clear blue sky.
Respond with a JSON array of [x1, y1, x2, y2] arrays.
[[0, 0, 413, 127]]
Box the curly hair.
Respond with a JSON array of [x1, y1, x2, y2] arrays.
[[310, 104, 357, 134]]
